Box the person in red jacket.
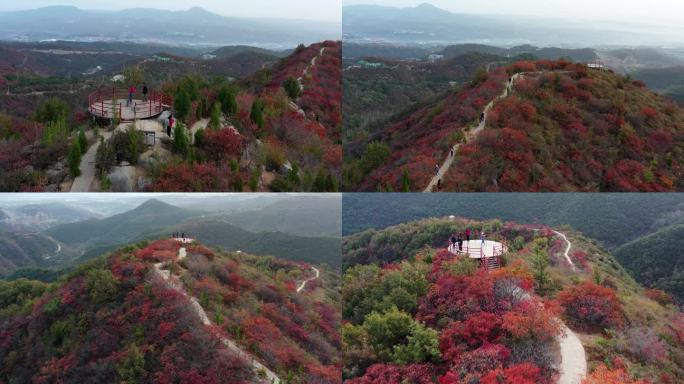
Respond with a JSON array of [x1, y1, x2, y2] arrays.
[[465, 228, 471, 242], [127, 85, 137, 107], [167, 113, 175, 137]]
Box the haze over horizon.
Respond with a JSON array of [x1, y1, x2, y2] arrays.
[[0, 0, 342, 23], [342, 0, 683, 27]]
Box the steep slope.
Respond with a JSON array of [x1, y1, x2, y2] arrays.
[[354, 60, 683, 191], [614, 223, 684, 301], [148, 40, 342, 193], [44, 199, 204, 248], [0, 239, 341, 383], [342, 52, 503, 145], [0, 230, 61, 275], [0, 229, 82, 276], [342, 217, 684, 383]]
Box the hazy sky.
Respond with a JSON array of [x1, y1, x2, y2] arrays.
[[342, 0, 683, 25], [0, 0, 342, 22]]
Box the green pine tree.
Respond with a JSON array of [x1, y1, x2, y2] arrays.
[[78, 128, 88, 154], [401, 169, 411, 192], [283, 77, 301, 99], [68, 140, 82, 177], [250, 98, 265, 129], [209, 102, 221, 130]]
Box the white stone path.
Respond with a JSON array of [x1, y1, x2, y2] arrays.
[[70, 130, 114, 192], [296, 267, 320, 293], [425, 73, 524, 192], [151, 239, 281, 384]]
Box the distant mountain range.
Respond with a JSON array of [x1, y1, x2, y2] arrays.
[[0, 6, 341, 48], [343, 3, 680, 47], [0, 197, 342, 277]]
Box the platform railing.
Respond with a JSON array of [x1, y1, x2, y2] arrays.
[[88, 88, 172, 120]]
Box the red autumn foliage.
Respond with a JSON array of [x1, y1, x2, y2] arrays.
[[502, 301, 562, 342], [199, 128, 245, 162], [480, 363, 542, 384], [345, 363, 437, 384], [439, 312, 504, 361], [644, 288, 674, 306], [582, 364, 651, 384], [355, 58, 683, 192], [557, 282, 624, 331], [148, 163, 244, 192]]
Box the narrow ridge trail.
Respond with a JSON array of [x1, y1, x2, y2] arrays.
[[424, 72, 524, 192], [151, 241, 281, 384], [296, 266, 320, 293], [553, 230, 577, 272], [551, 230, 586, 383], [465, 228, 586, 384], [297, 47, 327, 92]]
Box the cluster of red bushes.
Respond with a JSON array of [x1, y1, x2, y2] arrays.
[[0, 248, 256, 384], [442, 61, 682, 191], [355, 59, 682, 191], [351, 259, 561, 383], [557, 281, 624, 331], [148, 162, 246, 192], [134, 239, 181, 263]]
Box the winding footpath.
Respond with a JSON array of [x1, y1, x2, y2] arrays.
[[297, 47, 327, 92], [296, 267, 320, 293], [475, 230, 586, 384], [552, 231, 586, 384], [424, 73, 524, 192], [553, 230, 577, 272], [151, 240, 281, 384]]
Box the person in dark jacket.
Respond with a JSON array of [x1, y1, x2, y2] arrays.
[[167, 113, 175, 137], [142, 83, 149, 102]]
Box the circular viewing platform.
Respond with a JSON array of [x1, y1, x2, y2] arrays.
[[449, 239, 507, 259], [89, 88, 172, 122]]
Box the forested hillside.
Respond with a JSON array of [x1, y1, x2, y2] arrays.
[[343, 217, 684, 383], [615, 224, 684, 301], [0, 239, 341, 383], [349, 60, 683, 191]]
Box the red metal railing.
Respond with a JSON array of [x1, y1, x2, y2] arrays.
[[88, 87, 172, 120]]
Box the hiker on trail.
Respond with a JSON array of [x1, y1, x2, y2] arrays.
[[437, 179, 442, 190], [450, 147, 454, 157], [435, 164, 440, 176], [167, 113, 175, 137], [457, 233, 463, 251], [480, 231, 486, 245], [127, 85, 136, 107], [142, 83, 149, 102], [450, 234, 457, 251], [181, 232, 185, 240], [465, 228, 471, 242], [480, 112, 485, 123]]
